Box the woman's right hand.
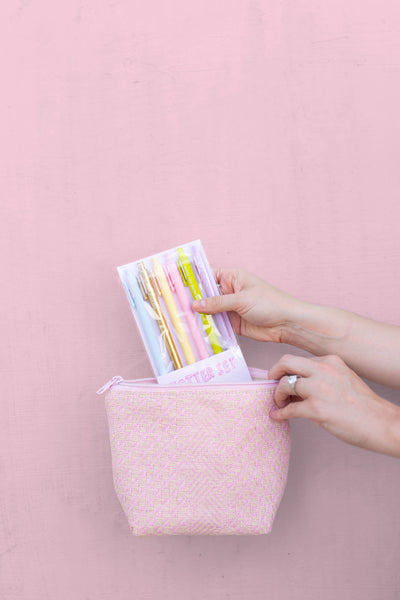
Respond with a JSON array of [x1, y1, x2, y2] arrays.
[[191, 267, 305, 344]]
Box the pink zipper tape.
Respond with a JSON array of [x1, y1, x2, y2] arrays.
[[96, 367, 279, 395]]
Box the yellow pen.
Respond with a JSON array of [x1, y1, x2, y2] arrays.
[[176, 247, 223, 354], [137, 262, 182, 370], [152, 256, 196, 365]]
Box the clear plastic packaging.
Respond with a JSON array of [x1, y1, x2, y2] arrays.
[[117, 239, 252, 385]]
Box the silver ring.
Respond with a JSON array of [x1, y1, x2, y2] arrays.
[[287, 374, 301, 395]]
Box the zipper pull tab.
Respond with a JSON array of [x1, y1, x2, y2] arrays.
[[96, 376, 124, 395]]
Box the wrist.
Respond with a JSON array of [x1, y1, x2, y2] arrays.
[[281, 301, 351, 356]]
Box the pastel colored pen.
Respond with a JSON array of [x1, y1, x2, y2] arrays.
[[177, 247, 223, 354], [192, 250, 234, 347], [164, 252, 209, 360], [123, 268, 171, 376], [137, 262, 183, 370], [152, 256, 196, 365]]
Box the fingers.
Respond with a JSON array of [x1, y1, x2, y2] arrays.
[[268, 354, 316, 421], [211, 266, 237, 286], [192, 267, 227, 313], [268, 353, 338, 422], [273, 374, 308, 408], [192, 291, 243, 314], [267, 354, 317, 380], [269, 399, 314, 421], [269, 371, 313, 421], [211, 266, 259, 290]]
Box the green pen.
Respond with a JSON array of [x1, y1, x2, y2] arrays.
[[177, 247, 223, 354]]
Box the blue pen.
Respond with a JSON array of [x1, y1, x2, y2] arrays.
[[123, 268, 172, 376], [192, 250, 235, 348]]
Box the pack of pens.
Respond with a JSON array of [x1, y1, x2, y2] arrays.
[[117, 239, 252, 385]]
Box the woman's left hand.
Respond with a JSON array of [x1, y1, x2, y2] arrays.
[[268, 353, 400, 457]]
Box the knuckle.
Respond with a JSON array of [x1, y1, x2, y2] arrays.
[[201, 297, 211, 310], [294, 376, 304, 395], [213, 294, 224, 308], [281, 353, 293, 363], [318, 361, 334, 375], [282, 403, 298, 420], [273, 382, 285, 405], [321, 361, 343, 380], [207, 294, 221, 311], [280, 406, 290, 420], [231, 269, 243, 287], [325, 354, 343, 365], [234, 289, 249, 311]]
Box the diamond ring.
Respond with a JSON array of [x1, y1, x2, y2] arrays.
[[287, 374, 301, 395]]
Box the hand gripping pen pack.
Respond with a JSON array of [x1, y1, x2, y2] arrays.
[[116, 239, 253, 385]]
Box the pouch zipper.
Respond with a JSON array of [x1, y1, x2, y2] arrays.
[[96, 373, 279, 395]]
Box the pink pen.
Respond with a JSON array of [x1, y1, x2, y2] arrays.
[[164, 253, 210, 360]]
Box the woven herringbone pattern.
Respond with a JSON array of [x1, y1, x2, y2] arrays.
[[105, 379, 290, 536]]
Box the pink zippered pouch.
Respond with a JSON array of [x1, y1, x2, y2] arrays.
[[97, 366, 290, 536]]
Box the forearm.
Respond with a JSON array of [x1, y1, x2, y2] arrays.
[[283, 301, 400, 390]]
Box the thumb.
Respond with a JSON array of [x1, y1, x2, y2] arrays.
[[192, 293, 239, 314]]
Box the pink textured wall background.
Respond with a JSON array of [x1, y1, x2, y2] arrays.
[[1, 1, 400, 598]]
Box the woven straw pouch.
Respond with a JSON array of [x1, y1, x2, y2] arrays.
[[97, 366, 291, 536]]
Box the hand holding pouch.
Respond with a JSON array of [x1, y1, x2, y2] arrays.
[[97, 367, 290, 536]]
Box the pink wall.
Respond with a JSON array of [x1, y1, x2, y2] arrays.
[[1, 1, 399, 598]]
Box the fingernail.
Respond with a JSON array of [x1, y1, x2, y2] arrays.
[[193, 300, 206, 309], [269, 407, 279, 418]]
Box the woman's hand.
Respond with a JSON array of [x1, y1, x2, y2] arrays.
[[192, 267, 305, 344], [268, 353, 400, 457]]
